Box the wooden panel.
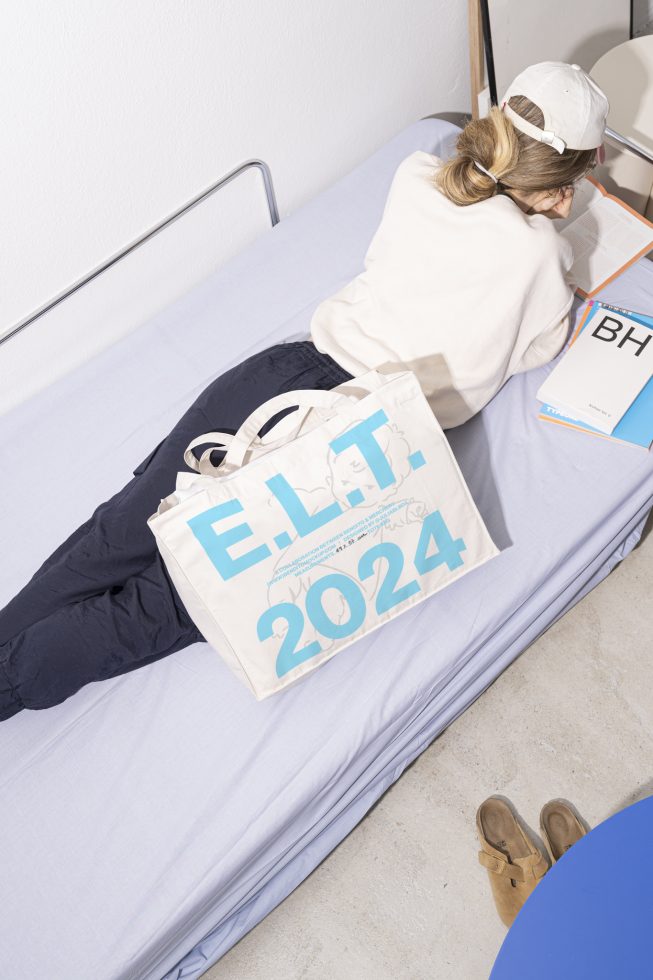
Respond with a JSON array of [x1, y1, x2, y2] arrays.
[[468, 0, 486, 119]]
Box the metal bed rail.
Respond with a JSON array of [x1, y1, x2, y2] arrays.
[[1, 158, 280, 348], [605, 125, 653, 165], [3, 122, 653, 350]]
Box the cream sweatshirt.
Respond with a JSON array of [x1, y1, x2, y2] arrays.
[[310, 150, 576, 429]]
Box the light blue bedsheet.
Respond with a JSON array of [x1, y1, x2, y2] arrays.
[[0, 118, 651, 980]]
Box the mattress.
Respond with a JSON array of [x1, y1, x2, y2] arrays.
[[0, 117, 652, 980]]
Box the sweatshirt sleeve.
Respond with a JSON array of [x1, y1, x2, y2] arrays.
[[511, 225, 575, 375]]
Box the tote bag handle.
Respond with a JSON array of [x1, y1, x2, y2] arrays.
[[223, 365, 393, 471], [184, 391, 344, 476], [224, 389, 356, 471], [184, 432, 234, 474], [183, 368, 390, 476], [183, 414, 318, 476]]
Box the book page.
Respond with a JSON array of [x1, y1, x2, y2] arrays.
[[554, 177, 601, 233], [556, 177, 653, 297]]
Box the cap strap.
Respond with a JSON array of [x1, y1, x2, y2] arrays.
[[502, 102, 566, 154], [472, 159, 498, 183]]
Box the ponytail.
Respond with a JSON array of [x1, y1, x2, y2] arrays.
[[434, 105, 519, 205], [434, 97, 597, 206]]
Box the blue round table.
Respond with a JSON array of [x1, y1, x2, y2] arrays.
[[491, 795, 653, 979]]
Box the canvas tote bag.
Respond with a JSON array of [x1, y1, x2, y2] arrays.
[[148, 368, 500, 699]]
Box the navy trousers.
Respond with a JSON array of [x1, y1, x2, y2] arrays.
[[0, 340, 353, 720]]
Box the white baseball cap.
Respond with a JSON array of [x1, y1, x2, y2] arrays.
[[500, 61, 610, 154]]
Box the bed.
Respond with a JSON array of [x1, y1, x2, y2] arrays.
[[1, 117, 652, 980]]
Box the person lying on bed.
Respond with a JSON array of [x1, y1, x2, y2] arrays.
[[312, 61, 608, 427], [0, 61, 609, 721]]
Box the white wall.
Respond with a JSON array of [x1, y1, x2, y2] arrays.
[[0, 0, 469, 414]]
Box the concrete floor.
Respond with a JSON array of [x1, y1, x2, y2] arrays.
[[202, 510, 653, 980]]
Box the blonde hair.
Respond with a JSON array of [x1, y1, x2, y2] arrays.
[[434, 96, 598, 206]]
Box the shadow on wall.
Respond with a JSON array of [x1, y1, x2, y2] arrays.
[[568, 28, 633, 92], [571, 30, 649, 151], [569, 34, 653, 222]]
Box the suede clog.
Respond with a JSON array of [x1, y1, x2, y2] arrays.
[[477, 796, 550, 928], [540, 798, 589, 863]]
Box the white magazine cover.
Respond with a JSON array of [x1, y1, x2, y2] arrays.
[[536, 305, 653, 434]]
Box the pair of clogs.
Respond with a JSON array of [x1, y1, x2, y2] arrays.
[[477, 796, 589, 927]]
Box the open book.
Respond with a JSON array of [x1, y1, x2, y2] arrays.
[[556, 175, 653, 298]]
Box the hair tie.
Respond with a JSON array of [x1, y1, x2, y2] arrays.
[[473, 159, 499, 183]]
